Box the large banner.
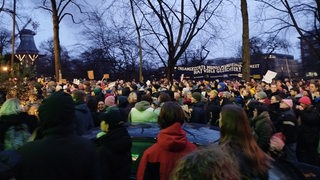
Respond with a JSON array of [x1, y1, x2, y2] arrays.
[[174, 63, 261, 79]]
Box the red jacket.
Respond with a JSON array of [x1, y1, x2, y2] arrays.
[[137, 123, 197, 180]]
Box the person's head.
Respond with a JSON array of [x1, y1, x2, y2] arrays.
[[141, 94, 153, 104], [174, 92, 181, 101], [171, 146, 240, 180], [298, 96, 311, 108], [270, 84, 277, 93], [100, 107, 124, 132], [208, 90, 218, 99], [0, 98, 22, 116], [158, 101, 185, 129], [270, 95, 281, 104], [280, 99, 293, 109], [290, 87, 300, 96], [158, 92, 171, 104], [253, 103, 268, 118], [128, 92, 138, 104], [97, 101, 106, 112], [104, 96, 115, 107], [71, 90, 86, 103], [191, 92, 201, 103], [255, 91, 267, 101], [309, 82, 318, 93], [219, 104, 252, 141], [38, 91, 75, 129]]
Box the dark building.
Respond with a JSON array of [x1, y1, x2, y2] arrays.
[[300, 30, 320, 78]]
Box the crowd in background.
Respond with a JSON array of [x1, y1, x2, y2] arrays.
[[0, 76, 319, 179]]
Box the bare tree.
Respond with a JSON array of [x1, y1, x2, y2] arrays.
[[255, 0, 320, 61], [131, 0, 223, 82], [241, 0, 250, 81], [37, 0, 86, 81]]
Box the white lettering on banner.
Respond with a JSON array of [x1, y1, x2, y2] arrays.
[[176, 63, 260, 75]]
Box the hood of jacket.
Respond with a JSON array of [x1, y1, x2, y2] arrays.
[[75, 103, 90, 114], [134, 101, 151, 111], [157, 123, 188, 152]]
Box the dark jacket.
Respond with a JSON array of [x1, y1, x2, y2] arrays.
[[95, 126, 132, 180], [74, 103, 94, 135], [296, 106, 320, 165], [190, 101, 207, 124], [205, 99, 221, 126], [136, 123, 197, 180], [17, 124, 98, 180], [276, 108, 298, 144], [251, 111, 274, 152]]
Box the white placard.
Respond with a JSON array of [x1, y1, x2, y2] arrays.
[[262, 70, 277, 84]]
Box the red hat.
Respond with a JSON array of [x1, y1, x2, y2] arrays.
[[299, 96, 311, 105]]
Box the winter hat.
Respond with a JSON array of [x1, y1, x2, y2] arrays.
[[256, 91, 267, 99], [38, 91, 75, 128], [299, 96, 311, 105], [281, 99, 293, 108], [104, 96, 115, 107], [100, 107, 125, 130], [192, 92, 201, 102], [93, 87, 102, 95]]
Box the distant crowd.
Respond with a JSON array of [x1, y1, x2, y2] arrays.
[[0, 76, 319, 179]]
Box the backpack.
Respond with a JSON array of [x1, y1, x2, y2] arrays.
[[4, 124, 31, 150]]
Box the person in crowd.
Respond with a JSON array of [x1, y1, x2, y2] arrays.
[[171, 146, 240, 180], [270, 83, 285, 98], [189, 92, 206, 124], [289, 86, 302, 105], [137, 101, 197, 180], [264, 83, 272, 98], [0, 98, 38, 150], [95, 107, 132, 180], [173, 91, 183, 105], [219, 104, 271, 179], [296, 96, 320, 166], [86, 95, 101, 127], [276, 98, 298, 162], [205, 90, 221, 126], [104, 95, 116, 112], [235, 87, 250, 107], [183, 91, 192, 106], [116, 95, 130, 121], [72, 90, 94, 135], [17, 91, 98, 180], [251, 103, 275, 153], [153, 92, 171, 116], [255, 91, 271, 106], [97, 101, 106, 113], [309, 82, 319, 101], [268, 95, 282, 124], [128, 94, 158, 123]]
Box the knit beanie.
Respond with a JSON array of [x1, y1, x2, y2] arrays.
[[256, 91, 267, 99], [105, 96, 115, 107], [100, 107, 124, 130], [38, 91, 75, 128], [281, 99, 293, 108], [299, 96, 311, 105], [192, 92, 201, 102]]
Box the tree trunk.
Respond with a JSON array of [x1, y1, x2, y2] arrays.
[[10, 0, 16, 76], [241, 0, 250, 81], [51, 0, 62, 82]]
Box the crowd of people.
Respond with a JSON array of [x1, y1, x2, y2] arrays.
[[0, 76, 319, 179]]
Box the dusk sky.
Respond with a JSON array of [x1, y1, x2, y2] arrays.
[[1, 1, 302, 60]]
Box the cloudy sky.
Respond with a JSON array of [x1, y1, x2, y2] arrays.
[[1, 1, 302, 60]]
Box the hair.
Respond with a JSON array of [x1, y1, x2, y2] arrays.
[[127, 92, 138, 104], [0, 98, 22, 116], [72, 90, 86, 102], [141, 94, 153, 104], [158, 101, 185, 129], [158, 92, 171, 104], [219, 104, 270, 176], [171, 146, 240, 180]]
